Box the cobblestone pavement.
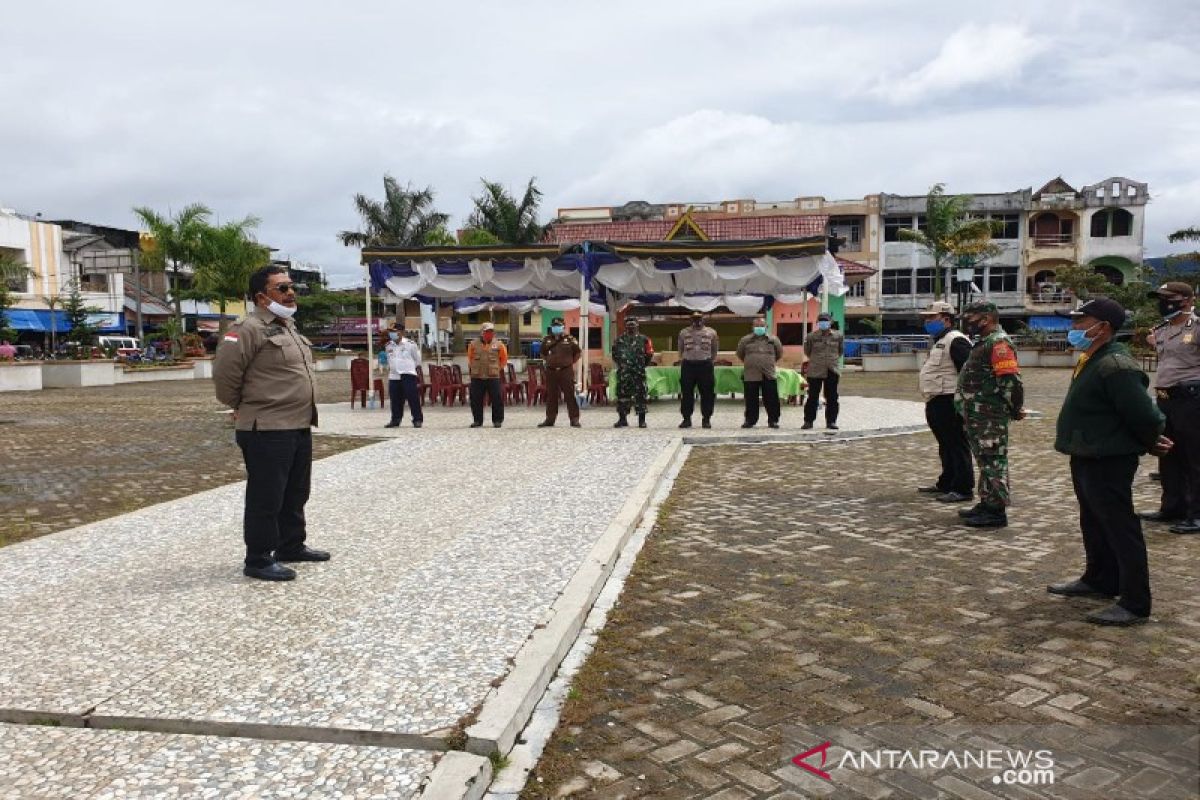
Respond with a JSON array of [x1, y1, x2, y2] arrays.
[[0, 373, 368, 546], [523, 369, 1200, 799]]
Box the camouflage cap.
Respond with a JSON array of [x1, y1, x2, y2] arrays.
[[963, 300, 998, 314], [551, 316, 565, 325]]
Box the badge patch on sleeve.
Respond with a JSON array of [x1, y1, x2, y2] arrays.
[[991, 341, 1020, 376], [223, 332, 240, 343]]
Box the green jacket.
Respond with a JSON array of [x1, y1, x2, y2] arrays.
[[1054, 341, 1164, 458]]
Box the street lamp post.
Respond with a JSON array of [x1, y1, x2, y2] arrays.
[[956, 265, 975, 314]]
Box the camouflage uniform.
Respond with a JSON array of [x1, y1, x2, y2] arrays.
[[612, 331, 654, 417], [956, 322, 1024, 510]]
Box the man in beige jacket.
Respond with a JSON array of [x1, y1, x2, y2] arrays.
[[214, 265, 329, 581]]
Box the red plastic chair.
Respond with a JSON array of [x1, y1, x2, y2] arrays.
[[350, 358, 370, 408], [524, 363, 547, 406], [441, 364, 468, 406], [587, 362, 608, 406], [415, 365, 429, 404], [503, 363, 525, 404]]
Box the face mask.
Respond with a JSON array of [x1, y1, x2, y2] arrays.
[[962, 318, 981, 335], [482, 331, 494, 342], [626, 327, 639, 335], [1067, 322, 1102, 350], [550, 325, 564, 335], [388, 332, 399, 342], [1158, 298, 1184, 319], [266, 300, 296, 319], [817, 321, 831, 331], [752, 326, 767, 336], [924, 320, 946, 336], [692, 319, 703, 327]]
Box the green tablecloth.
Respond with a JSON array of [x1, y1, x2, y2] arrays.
[[607, 366, 805, 400]]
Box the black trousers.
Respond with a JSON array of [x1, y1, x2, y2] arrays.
[[680, 360, 715, 421], [925, 394, 973, 495], [236, 428, 312, 567], [1070, 454, 1151, 616], [743, 379, 780, 426], [804, 373, 840, 424], [1157, 393, 1200, 519], [469, 377, 504, 424], [388, 375, 423, 424]]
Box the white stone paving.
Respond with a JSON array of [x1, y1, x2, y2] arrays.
[[0, 723, 435, 799]]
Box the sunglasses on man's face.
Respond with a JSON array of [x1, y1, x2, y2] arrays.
[[268, 283, 297, 294]]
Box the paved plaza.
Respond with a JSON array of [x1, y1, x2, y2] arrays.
[[0, 370, 1196, 798]]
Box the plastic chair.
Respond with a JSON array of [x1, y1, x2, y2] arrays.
[[415, 365, 429, 404], [350, 358, 370, 408], [504, 363, 525, 404], [524, 362, 547, 406], [373, 377, 387, 409], [442, 364, 468, 406], [587, 362, 608, 406]]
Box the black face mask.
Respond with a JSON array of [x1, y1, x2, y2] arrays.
[[1158, 298, 1184, 318], [962, 318, 982, 335]]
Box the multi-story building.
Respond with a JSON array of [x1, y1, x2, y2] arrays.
[[556, 175, 1149, 334]]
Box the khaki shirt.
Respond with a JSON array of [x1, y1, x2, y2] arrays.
[[736, 334, 783, 381], [541, 334, 581, 369], [213, 307, 318, 430], [678, 325, 719, 362], [1153, 313, 1200, 388], [803, 330, 844, 378]]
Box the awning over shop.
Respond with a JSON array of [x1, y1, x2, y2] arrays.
[[4, 309, 71, 333], [1026, 315, 1072, 331]]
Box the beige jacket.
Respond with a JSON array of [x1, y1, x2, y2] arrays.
[[213, 307, 318, 430]]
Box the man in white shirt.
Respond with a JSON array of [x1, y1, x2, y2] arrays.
[[384, 322, 423, 428]]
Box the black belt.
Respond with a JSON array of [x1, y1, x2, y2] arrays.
[[547, 365, 573, 370], [1157, 381, 1200, 399], [681, 359, 714, 364]]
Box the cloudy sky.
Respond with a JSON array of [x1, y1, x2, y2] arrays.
[[2, 0, 1196, 287]]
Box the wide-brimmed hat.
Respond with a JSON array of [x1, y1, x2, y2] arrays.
[[919, 301, 956, 316]]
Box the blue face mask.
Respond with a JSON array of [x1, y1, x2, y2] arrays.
[[753, 326, 767, 336], [1067, 322, 1101, 350], [388, 332, 399, 342], [924, 320, 946, 336], [817, 320, 831, 331], [550, 325, 564, 335]]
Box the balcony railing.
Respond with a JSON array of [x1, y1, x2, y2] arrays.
[[1028, 234, 1075, 247], [1028, 289, 1074, 305]]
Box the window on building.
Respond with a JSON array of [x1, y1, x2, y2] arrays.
[[467, 312, 480, 323], [915, 267, 937, 295], [846, 281, 866, 298], [828, 216, 863, 249], [881, 269, 912, 295], [523, 312, 533, 325], [2, 248, 26, 292], [1090, 208, 1134, 238], [987, 266, 1019, 293], [777, 322, 804, 346], [992, 213, 1019, 239], [883, 215, 913, 242]]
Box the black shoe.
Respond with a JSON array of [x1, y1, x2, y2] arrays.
[[413, 421, 422, 428], [918, 486, 945, 494], [570, 420, 582, 428], [493, 422, 502, 428], [768, 421, 780, 428], [1138, 510, 1184, 523], [470, 422, 483, 428], [244, 561, 296, 581], [384, 421, 400, 429], [936, 492, 973, 503], [1169, 519, 1200, 534], [1047, 579, 1115, 599], [637, 414, 646, 428], [702, 419, 712, 429], [958, 503, 985, 518], [1086, 604, 1148, 626], [800, 422, 814, 430], [962, 510, 1007, 528], [275, 546, 331, 562], [538, 421, 554, 428], [679, 419, 692, 429], [614, 416, 628, 428], [826, 423, 839, 430], [741, 422, 755, 429]]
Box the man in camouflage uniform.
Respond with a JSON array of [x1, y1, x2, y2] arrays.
[[612, 317, 654, 428], [955, 301, 1026, 528]]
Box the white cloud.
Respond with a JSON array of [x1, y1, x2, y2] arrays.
[[871, 23, 1047, 104]]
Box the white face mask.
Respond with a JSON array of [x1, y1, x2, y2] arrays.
[[266, 300, 296, 319]]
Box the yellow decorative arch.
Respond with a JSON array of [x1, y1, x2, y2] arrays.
[[665, 209, 710, 242]]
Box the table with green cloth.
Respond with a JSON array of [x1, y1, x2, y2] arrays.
[[606, 366, 805, 401]]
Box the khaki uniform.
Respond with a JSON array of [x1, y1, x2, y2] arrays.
[[1151, 313, 1200, 523], [803, 329, 843, 426], [737, 333, 784, 426], [214, 307, 317, 430], [542, 334, 582, 424]]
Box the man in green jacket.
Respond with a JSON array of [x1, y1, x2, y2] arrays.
[[1048, 297, 1172, 626]]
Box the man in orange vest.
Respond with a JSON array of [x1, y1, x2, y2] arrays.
[[467, 322, 508, 428]]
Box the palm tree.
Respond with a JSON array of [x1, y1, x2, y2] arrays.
[[468, 178, 545, 348], [1168, 226, 1200, 243], [132, 203, 212, 331], [338, 176, 449, 248], [467, 178, 544, 245], [0, 251, 30, 342], [899, 184, 1001, 301], [192, 218, 270, 335]]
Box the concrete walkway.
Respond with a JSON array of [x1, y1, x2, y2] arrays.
[[0, 395, 927, 798]]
